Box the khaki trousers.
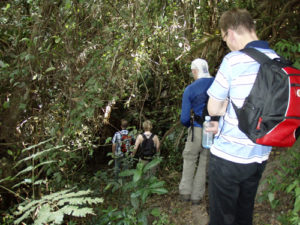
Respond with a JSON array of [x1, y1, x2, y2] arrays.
[[179, 126, 208, 201]]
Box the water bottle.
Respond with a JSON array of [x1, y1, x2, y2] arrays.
[[202, 116, 213, 149]]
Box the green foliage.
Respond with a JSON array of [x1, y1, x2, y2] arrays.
[[161, 126, 186, 171], [0, 135, 97, 210], [0, 138, 62, 201], [95, 157, 168, 225], [0, 213, 14, 225], [151, 208, 172, 225], [259, 139, 300, 225], [273, 40, 300, 69], [12, 138, 63, 192], [14, 189, 103, 225], [286, 180, 300, 213]]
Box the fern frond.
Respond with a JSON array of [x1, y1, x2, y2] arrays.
[[63, 197, 82, 205], [42, 189, 72, 201], [14, 189, 103, 225], [15, 145, 64, 167], [51, 189, 91, 202], [0, 176, 14, 184], [12, 178, 32, 188], [57, 197, 103, 206], [21, 137, 55, 153], [15, 160, 57, 178], [14, 206, 34, 224], [33, 179, 46, 185], [12, 179, 32, 188], [47, 210, 64, 225], [15, 199, 39, 215], [71, 207, 95, 217], [62, 189, 92, 198], [84, 197, 104, 205], [14, 166, 33, 177], [58, 205, 95, 217], [60, 205, 79, 215], [33, 204, 51, 225]]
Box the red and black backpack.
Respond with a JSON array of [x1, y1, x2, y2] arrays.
[[119, 132, 132, 153], [232, 48, 300, 147]]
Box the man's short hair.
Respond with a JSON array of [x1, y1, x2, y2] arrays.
[[121, 119, 128, 129], [219, 8, 255, 34], [143, 120, 153, 131]]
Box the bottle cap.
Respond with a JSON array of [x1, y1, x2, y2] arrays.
[[205, 116, 211, 121]]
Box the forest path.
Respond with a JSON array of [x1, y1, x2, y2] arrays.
[[147, 171, 210, 225]]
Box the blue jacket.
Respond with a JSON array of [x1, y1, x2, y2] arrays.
[[180, 78, 214, 127]]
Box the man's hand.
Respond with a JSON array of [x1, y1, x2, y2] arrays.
[[205, 121, 219, 134]]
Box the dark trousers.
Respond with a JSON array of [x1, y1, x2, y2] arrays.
[[208, 153, 267, 225]]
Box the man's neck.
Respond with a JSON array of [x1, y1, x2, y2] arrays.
[[235, 31, 258, 50]]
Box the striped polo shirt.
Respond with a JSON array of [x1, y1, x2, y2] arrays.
[[112, 129, 129, 156], [207, 41, 278, 164]]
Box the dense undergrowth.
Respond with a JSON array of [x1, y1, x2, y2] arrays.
[[257, 140, 300, 225], [0, 0, 299, 224], [0, 132, 299, 224]]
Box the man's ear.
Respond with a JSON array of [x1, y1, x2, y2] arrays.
[[227, 29, 235, 40]]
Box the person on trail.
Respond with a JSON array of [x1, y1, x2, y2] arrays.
[[206, 8, 279, 225], [132, 120, 160, 175], [112, 119, 133, 179], [179, 58, 215, 205]]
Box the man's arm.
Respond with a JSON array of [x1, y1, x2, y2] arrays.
[[207, 97, 228, 116], [154, 135, 160, 154], [112, 143, 116, 156], [180, 89, 192, 127], [112, 132, 119, 156], [206, 96, 228, 134]]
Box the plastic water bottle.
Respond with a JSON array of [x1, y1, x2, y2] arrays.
[[202, 116, 213, 149]]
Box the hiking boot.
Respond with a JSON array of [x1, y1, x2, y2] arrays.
[[179, 194, 190, 202], [191, 199, 201, 205]]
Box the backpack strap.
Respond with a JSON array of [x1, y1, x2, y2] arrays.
[[142, 133, 154, 139], [149, 133, 155, 140], [118, 130, 125, 136], [241, 48, 272, 65], [117, 131, 123, 141]]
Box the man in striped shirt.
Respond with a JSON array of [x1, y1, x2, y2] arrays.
[[206, 8, 278, 225], [112, 119, 132, 179]]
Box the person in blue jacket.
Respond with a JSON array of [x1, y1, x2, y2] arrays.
[[179, 58, 214, 205]]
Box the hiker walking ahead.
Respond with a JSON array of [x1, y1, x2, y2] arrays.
[[206, 8, 279, 225], [179, 58, 214, 205], [112, 119, 133, 179], [132, 120, 160, 175]]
